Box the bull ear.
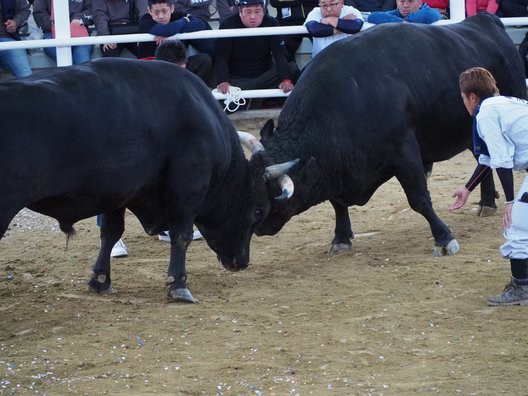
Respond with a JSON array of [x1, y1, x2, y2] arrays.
[[259, 119, 274, 144]]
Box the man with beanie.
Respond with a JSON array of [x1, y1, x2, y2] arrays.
[[450, 67, 528, 306]]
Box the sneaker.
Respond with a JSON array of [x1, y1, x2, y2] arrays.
[[158, 231, 170, 242], [487, 277, 528, 306], [110, 239, 128, 258], [193, 230, 203, 240]]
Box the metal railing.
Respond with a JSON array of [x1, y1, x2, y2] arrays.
[[0, 1, 527, 102]]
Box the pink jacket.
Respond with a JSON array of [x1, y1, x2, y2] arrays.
[[466, 0, 498, 16]]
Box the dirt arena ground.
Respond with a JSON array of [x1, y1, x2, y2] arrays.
[[2, 117, 528, 395]]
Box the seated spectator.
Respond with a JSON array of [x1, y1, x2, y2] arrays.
[[33, 0, 93, 65], [496, 0, 528, 16], [92, 0, 149, 58], [270, 0, 319, 61], [466, 0, 498, 16], [152, 39, 215, 87], [304, 0, 363, 58], [138, 0, 215, 59], [367, 0, 442, 23], [0, 0, 32, 78], [348, 0, 395, 12], [215, 0, 300, 96]]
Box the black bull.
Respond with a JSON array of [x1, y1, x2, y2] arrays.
[[0, 58, 296, 303], [254, 14, 527, 255]]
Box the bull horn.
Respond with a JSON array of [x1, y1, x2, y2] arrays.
[[264, 159, 300, 201], [263, 158, 299, 181], [275, 174, 295, 201], [237, 131, 264, 155]]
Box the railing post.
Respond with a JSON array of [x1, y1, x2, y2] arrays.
[[449, 0, 465, 22], [53, 0, 73, 67]]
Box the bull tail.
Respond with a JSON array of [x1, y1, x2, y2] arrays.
[[59, 222, 75, 250]]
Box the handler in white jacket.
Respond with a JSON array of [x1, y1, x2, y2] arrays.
[[450, 67, 528, 306]]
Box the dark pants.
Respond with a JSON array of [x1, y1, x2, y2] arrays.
[[101, 42, 139, 58], [187, 53, 216, 88], [230, 62, 301, 90]]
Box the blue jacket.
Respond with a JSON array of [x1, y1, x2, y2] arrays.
[[367, 3, 442, 24]]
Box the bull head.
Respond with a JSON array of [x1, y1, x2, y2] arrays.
[[238, 131, 299, 200]]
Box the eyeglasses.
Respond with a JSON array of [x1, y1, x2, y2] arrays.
[[319, 1, 341, 8]]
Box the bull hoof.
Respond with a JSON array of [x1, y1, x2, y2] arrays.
[[432, 239, 460, 257], [167, 287, 197, 303], [88, 271, 113, 293], [329, 242, 352, 255], [478, 205, 497, 217]]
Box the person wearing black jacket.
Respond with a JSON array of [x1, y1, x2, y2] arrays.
[[214, 0, 300, 96]]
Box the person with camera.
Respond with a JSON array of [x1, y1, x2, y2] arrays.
[[92, 0, 149, 57]]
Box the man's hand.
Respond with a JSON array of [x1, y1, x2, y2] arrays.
[[103, 43, 117, 51], [449, 186, 470, 211], [4, 19, 17, 33], [217, 82, 231, 94], [155, 36, 166, 46], [320, 16, 339, 27], [279, 79, 294, 93]]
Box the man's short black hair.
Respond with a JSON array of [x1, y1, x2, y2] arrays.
[[148, 0, 173, 7], [155, 40, 188, 66]]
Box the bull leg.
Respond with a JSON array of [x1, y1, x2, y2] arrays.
[[395, 144, 459, 257], [88, 208, 125, 293], [165, 224, 196, 303], [478, 172, 498, 217], [329, 200, 354, 255]]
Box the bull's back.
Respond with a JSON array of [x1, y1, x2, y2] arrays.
[[0, 59, 234, 204], [277, 14, 525, 165]]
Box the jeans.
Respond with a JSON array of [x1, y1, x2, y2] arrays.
[[43, 32, 92, 64], [0, 37, 32, 78]]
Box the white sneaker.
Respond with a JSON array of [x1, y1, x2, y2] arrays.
[[110, 239, 128, 258], [193, 230, 203, 240]]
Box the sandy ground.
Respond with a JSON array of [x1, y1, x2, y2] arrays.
[[2, 118, 528, 395]]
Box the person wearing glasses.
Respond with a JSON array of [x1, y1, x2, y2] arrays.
[[367, 0, 441, 23], [303, 0, 363, 58]]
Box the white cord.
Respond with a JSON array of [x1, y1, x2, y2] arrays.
[[212, 86, 247, 113]]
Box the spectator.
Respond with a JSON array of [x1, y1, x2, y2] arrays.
[[33, 0, 93, 65], [270, 0, 318, 61], [0, 0, 32, 78], [367, 0, 442, 23], [347, 0, 395, 12], [153, 38, 214, 86], [138, 0, 215, 59], [466, 0, 498, 16], [304, 0, 363, 58], [450, 67, 528, 306], [215, 0, 300, 96], [92, 0, 149, 58], [496, 0, 528, 17]]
